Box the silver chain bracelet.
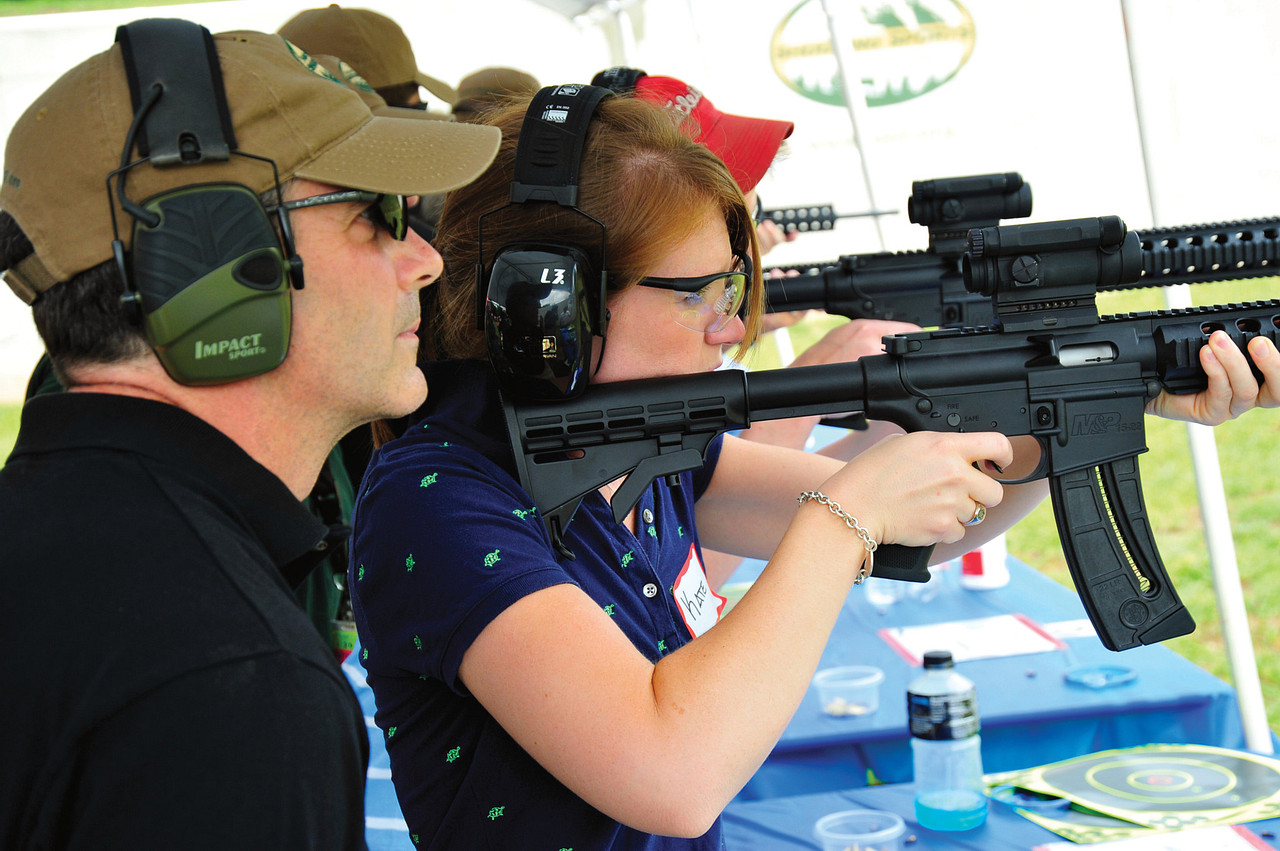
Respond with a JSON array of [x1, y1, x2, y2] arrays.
[[797, 490, 878, 584]]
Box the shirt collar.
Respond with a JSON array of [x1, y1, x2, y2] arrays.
[[13, 392, 330, 584]]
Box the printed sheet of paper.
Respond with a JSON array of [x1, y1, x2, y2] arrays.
[[878, 613, 1064, 665], [1032, 823, 1272, 850]]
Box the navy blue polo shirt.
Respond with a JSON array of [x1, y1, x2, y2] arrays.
[[350, 359, 726, 850]]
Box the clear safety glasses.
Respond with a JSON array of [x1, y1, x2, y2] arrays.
[[637, 251, 751, 332]]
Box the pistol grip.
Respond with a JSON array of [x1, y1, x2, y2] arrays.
[[1050, 457, 1196, 651], [871, 543, 934, 582]]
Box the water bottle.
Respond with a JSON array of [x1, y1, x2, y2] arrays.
[[908, 650, 987, 830]]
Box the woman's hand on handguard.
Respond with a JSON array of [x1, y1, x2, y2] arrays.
[[1146, 331, 1280, 423], [817, 429, 1014, 549]]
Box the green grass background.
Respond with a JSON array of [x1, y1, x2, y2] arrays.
[[3, 278, 1277, 735], [0, 0, 221, 14]]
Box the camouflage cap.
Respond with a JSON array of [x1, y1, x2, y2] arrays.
[[2, 27, 499, 303], [313, 53, 456, 121]]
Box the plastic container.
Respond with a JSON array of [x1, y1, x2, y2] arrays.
[[908, 650, 988, 831], [863, 576, 905, 613], [814, 665, 884, 717], [958, 532, 1010, 590], [813, 809, 905, 851]]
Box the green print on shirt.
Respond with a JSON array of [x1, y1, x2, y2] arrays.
[[357, 564, 365, 581], [413, 635, 422, 651], [487, 806, 505, 820], [647, 526, 657, 539], [406, 554, 416, 571], [411, 835, 420, 846], [446, 746, 461, 763], [361, 647, 368, 661], [603, 604, 615, 616], [484, 549, 501, 567], [387, 726, 397, 738], [678, 525, 685, 537], [657, 639, 668, 654], [512, 506, 538, 520], [620, 550, 634, 570], [420, 472, 439, 488]]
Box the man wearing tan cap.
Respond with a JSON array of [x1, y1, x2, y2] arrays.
[[0, 20, 498, 849], [280, 4, 456, 111]]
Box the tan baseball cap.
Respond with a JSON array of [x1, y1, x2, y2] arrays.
[[456, 67, 540, 106], [2, 28, 500, 303], [313, 53, 456, 121], [453, 67, 541, 122], [278, 4, 457, 105]]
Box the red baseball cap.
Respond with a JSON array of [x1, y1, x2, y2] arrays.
[[632, 74, 793, 193]]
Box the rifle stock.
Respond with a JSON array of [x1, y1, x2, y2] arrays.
[[504, 216, 1279, 651]]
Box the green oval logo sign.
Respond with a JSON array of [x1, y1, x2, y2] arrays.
[[770, 0, 976, 107]]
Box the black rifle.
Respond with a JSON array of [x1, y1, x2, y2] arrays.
[[765, 180, 1280, 329], [502, 216, 1278, 652], [763, 171, 1033, 326]]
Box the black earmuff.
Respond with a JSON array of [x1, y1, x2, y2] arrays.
[[109, 19, 302, 386], [590, 66, 648, 94], [476, 83, 614, 401]]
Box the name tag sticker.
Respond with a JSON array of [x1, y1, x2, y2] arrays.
[[673, 544, 726, 638]]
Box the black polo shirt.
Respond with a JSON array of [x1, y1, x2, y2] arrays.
[[0, 393, 369, 850]]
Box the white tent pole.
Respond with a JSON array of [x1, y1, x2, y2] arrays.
[[817, 0, 885, 251], [1119, 0, 1272, 754], [607, 0, 639, 66]]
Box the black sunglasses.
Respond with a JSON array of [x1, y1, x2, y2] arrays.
[[272, 190, 409, 241]]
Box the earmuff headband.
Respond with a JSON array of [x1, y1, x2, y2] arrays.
[[508, 84, 614, 207], [116, 19, 236, 165]]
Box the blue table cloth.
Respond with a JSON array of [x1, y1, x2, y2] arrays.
[[721, 781, 1280, 850], [340, 652, 411, 850], [727, 554, 1253, 801]]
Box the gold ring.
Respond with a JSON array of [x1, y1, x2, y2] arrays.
[[966, 503, 987, 526]]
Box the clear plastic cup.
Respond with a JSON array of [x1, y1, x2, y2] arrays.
[[813, 665, 884, 718], [863, 576, 905, 613], [813, 809, 906, 851]]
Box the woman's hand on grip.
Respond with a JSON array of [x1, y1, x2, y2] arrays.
[[819, 430, 1012, 548]]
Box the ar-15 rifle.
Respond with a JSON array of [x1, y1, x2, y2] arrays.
[[765, 177, 1280, 328], [502, 216, 1279, 652]]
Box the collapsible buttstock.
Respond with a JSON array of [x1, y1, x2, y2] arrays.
[[1049, 457, 1195, 651]]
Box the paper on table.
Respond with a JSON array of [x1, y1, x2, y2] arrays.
[[1033, 824, 1272, 851], [879, 613, 1065, 665]]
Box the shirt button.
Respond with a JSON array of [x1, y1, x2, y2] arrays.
[[642, 583, 659, 598], [642, 509, 654, 524]]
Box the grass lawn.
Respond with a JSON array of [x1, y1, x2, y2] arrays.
[[0, 0, 220, 15], [2, 282, 1276, 736]]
